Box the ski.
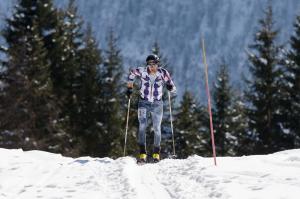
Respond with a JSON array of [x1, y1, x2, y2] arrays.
[[136, 157, 160, 165], [136, 158, 147, 165]]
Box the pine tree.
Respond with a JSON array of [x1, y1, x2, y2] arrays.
[[0, 17, 61, 151], [232, 93, 252, 155], [174, 91, 202, 158], [49, 0, 91, 156], [195, 104, 211, 157], [284, 15, 300, 148], [245, 6, 286, 154], [0, 0, 109, 156], [2, 0, 65, 98], [47, 9, 70, 100], [212, 63, 249, 156], [98, 30, 124, 157], [75, 24, 103, 156], [212, 63, 235, 156], [0, 0, 74, 153], [60, 0, 83, 117]]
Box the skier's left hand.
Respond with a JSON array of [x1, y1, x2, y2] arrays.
[[166, 84, 173, 91]]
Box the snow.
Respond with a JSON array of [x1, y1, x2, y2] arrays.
[[105, 77, 114, 82], [109, 98, 116, 102], [259, 57, 268, 65], [64, 21, 71, 26], [42, 29, 56, 37], [0, 148, 300, 199], [231, 115, 241, 122], [0, 46, 8, 51], [0, 80, 4, 90], [279, 123, 291, 135], [96, 122, 103, 127], [288, 82, 294, 88]]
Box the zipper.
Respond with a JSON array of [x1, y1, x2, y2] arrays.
[[150, 83, 153, 102], [149, 72, 157, 102]]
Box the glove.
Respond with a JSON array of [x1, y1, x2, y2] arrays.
[[126, 88, 133, 98], [166, 84, 173, 91]]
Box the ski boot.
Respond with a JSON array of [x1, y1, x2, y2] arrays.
[[152, 146, 160, 163], [137, 153, 147, 164], [137, 145, 147, 164]]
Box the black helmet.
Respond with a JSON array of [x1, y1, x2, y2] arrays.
[[146, 54, 159, 63]]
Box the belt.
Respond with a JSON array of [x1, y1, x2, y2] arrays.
[[140, 97, 162, 102]]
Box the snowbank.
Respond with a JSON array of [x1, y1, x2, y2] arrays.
[[0, 148, 300, 199]]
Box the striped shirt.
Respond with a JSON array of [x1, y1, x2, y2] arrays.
[[128, 66, 176, 102]]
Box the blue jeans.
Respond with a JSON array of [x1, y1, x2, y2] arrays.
[[138, 99, 163, 148]]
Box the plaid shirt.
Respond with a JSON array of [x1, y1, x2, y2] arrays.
[[128, 66, 176, 102]]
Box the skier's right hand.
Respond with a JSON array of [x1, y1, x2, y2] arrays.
[[126, 88, 133, 98]]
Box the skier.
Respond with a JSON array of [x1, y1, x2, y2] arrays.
[[126, 54, 176, 163]]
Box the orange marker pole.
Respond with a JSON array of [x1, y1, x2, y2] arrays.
[[201, 37, 217, 166]]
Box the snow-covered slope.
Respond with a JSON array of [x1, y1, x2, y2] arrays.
[[0, 148, 300, 199], [1, 0, 300, 97]]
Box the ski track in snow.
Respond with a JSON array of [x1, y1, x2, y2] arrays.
[[0, 149, 300, 199]]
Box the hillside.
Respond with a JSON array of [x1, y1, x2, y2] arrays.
[[1, 0, 300, 97]]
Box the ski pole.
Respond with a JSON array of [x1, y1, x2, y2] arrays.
[[201, 36, 217, 166], [123, 98, 131, 156], [168, 91, 176, 157]]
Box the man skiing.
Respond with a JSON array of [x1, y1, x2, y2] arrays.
[[126, 54, 176, 163]]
